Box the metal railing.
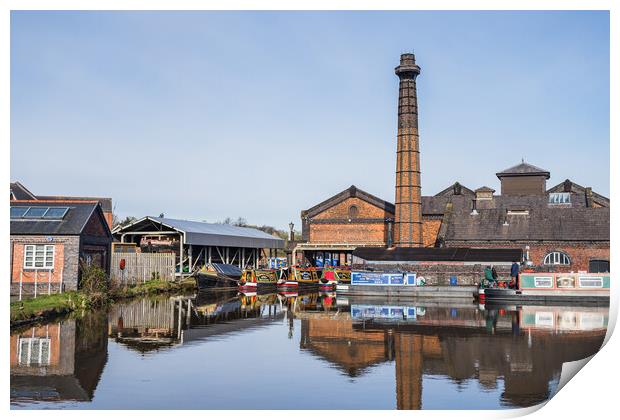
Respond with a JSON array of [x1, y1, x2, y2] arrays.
[[13, 269, 64, 301]]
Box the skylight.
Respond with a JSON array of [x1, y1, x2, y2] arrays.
[[10, 206, 70, 220]]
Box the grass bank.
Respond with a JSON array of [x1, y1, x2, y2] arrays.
[[10, 278, 197, 328]]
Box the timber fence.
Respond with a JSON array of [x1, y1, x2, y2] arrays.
[[111, 252, 176, 286]]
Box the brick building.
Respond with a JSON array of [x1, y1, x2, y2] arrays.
[[298, 162, 609, 273], [10, 200, 113, 295], [295, 52, 609, 273], [10, 181, 114, 229]]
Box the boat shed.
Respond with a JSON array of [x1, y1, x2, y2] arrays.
[[112, 216, 284, 275]]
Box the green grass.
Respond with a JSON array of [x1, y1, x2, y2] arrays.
[[109, 278, 196, 299], [10, 292, 94, 324], [10, 278, 196, 327]]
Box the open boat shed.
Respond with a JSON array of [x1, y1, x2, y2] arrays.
[[112, 216, 284, 275]]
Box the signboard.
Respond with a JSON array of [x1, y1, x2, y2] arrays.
[[351, 271, 417, 286], [351, 304, 419, 321]]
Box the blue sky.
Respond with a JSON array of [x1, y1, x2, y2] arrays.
[[10, 11, 609, 230]]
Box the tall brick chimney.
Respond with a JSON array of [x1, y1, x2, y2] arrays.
[[394, 53, 423, 247]]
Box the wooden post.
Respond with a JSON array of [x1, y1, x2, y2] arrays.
[[178, 233, 183, 275], [208, 246, 212, 264], [19, 270, 23, 301], [189, 245, 193, 274]]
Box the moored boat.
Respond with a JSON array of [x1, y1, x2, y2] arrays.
[[481, 272, 610, 304], [238, 269, 278, 291], [276, 267, 298, 290], [292, 266, 321, 287], [195, 263, 242, 289], [319, 266, 351, 290]]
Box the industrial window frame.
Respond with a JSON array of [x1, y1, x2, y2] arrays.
[[548, 192, 571, 205], [23, 244, 55, 269], [543, 251, 571, 266]]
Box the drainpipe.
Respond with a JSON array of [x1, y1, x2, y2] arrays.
[[387, 218, 393, 248]]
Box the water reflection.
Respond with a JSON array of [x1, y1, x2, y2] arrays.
[[10, 311, 108, 404], [10, 291, 608, 409]]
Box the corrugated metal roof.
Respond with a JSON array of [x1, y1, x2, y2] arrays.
[[148, 217, 284, 249]]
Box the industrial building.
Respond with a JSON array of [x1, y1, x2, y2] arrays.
[[112, 216, 285, 275], [296, 53, 610, 273]]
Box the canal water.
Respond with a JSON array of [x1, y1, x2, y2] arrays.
[[10, 291, 608, 410]]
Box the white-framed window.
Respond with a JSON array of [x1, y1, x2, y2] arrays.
[[18, 337, 51, 366], [23, 244, 55, 269], [543, 251, 571, 265], [548, 192, 571, 204]]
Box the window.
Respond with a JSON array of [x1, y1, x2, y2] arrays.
[[348, 205, 359, 218], [18, 338, 51, 366], [10, 206, 69, 220], [543, 251, 570, 265], [23, 245, 55, 269], [548, 192, 571, 205], [589, 260, 610, 273]]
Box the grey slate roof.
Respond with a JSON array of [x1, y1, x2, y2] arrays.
[[10, 201, 102, 235], [37, 195, 113, 212], [10, 182, 36, 200], [117, 216, 284, 249], [443, 195, 609, 242], [496, 162, 550, 179]]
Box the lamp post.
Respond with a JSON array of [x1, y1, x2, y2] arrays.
[[289, 222, 294, 241]]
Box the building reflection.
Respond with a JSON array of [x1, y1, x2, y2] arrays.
[[297, 299, 608, 409], [10, 311, 108, 403], [107, 291, 284, 351]]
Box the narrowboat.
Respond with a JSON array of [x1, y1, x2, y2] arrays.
[[482, 272, 610, 304], [276, 267, 298, 290], [238, 269, 277, 291], [319, 267, 351, 290], [195, 263, 242, 289], [292, 266, 321, 286]]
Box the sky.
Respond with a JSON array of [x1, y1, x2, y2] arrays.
[[10, 11, 610, 230]]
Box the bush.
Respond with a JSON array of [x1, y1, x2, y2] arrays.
[[79, 260, 109, 295]]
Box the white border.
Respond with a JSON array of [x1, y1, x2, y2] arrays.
[[2, 1, 617, 420]]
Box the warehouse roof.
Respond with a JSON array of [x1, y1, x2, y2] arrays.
[[113, 216, 284, 249]]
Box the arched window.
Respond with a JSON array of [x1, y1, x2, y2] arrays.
[[543, 251, 571, 265], [348, 205, 359, 218]]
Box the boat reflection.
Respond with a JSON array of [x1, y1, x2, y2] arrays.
[[297, 298, 608, 409]]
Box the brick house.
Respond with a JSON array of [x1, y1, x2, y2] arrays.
[[10, 181, 114, 229], [10, 201, 113, 295], [297, 162, 609, 273]]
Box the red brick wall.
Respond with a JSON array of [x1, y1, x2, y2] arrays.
[[313, 197, 392, 220], [444, 240, 610, 272], [422, 219, 441, 247], [310, 222, 389, 244], [11, 242, 65, 283], [308, 197, 393, 245]]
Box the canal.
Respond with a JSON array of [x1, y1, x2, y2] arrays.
[[10, 291, 608, 410]]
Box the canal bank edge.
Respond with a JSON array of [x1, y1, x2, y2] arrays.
[[10, 278, 197, 329]]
